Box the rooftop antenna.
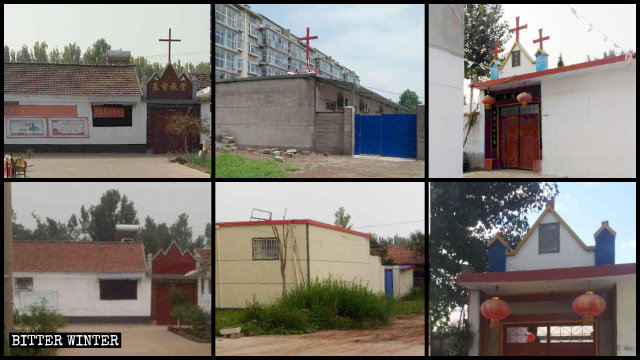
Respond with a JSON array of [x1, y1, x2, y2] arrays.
[[250, 208, 272, 221]]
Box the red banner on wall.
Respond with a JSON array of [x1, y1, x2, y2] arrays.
[[92, 106, 124, 118]]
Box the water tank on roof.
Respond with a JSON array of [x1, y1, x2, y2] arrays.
[[106, 50, 131, 65]]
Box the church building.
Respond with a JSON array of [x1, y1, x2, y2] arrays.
[[470, 16, 635, 177], [457, 200, 636, 356]]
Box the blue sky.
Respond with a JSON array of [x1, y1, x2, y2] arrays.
[[248, 4, 425, 103], [525, 182, 636, 264]]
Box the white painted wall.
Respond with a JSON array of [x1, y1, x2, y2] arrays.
[[616, 279, 636, 355], [540, 65, 636, 177], [198, 277, 211, 311], [4, 94, 146, 145], [200, 102, 211, 145], [506, 211, 594, 271], [468, 289, 480, 356], [462, 89, 486, 166], [428, 4, 463, 178], [13, 272, 151, 317], [500, 42, 536, 78]]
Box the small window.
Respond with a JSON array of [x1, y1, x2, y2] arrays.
[[539, 222, 560, 253], [16, 278, 33, 292], [99, 280, 137, 300], [92, 105, 133, 127], [512, 51, 521, 67], [253, 238, 279, 260]]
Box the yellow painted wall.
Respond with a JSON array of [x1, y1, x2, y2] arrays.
[[308, 224, 384, 294], [215, 223, 309, 308], [216, 222, 385, 308]]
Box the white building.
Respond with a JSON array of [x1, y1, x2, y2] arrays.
[[428, 4, 464, 178], [469, 16, 636, 177], [457, 200, 636, 356], [185, 248, 212, 312], [13, 241, 151, 322], [4, 63, 146, 152]]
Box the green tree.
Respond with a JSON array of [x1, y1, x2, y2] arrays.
[[399, 89, 422, 113], [429, 182, 558, 333], [333, 207, 353, 229], [464, 4, 511, 80], [82, 38, 111, 65], [88, 189, 139, 242]]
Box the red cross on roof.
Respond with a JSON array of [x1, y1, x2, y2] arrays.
[[489, 41, 504, 60], [533, 28, 550, 50], [509, 16, 528, 42], [298, 27, 318, 69]]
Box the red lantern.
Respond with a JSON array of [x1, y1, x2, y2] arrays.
[[517, 92, 532, 107], [526, 332, 535, 342], [480, 297, 511, 329], [572, 291, 606, 325], [481, 94, 496, 109]]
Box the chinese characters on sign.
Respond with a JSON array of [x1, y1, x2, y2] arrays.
[[92, 106, 125, 118]]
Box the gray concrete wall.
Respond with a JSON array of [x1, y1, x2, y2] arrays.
[[314, 112, 344, 154], [343, 106, 354, 155], [417, 104, 425, 160], [215, 77, 315, 150]]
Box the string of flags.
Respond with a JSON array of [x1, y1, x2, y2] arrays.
[[568, 5, 623, 50]]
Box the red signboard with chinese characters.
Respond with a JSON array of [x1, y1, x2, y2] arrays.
[[92, 106, 125, 118], [146, 64, 193, 100]]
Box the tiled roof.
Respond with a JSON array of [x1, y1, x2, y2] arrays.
[[385, 245, 425, 265], [4, 63, 142, 96], [194, 248, 211, 265], [189, 73, 211, 92], [13, 241, 147, 273]]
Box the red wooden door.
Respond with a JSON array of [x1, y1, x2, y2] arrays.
[[519, 114, 539, 169], [154, 281, 198, 325], [504, 115, 519, 168]]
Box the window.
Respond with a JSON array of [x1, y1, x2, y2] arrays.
[[92, 105, 132, 127], [253, 238, 279, 260], [539, 222, 560, 253], [326, 102, 336, 111], [16, 278, 33, 292], [512, 50, 521, 67], [99, 280, 137, 300]]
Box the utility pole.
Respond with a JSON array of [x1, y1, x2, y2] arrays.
[[4, 182, 14, 332]]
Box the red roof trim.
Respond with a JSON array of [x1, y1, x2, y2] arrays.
[[457, 263, 635, 284], [471, 52, 635, 88], [216, 219, 371, 238]]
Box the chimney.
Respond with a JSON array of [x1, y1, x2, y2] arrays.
[[602, 221, 609, 226], [146, 253, 153, 275], [115, 224, 139, 242], [546, 199, 555, 209], [497, 231, 504, 238]]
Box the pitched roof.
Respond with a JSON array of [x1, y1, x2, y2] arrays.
[[13, 241, 147, 273], [189, 73, 211, 92], [385, 245, 425, 265], [4, 63, 142, 97], [504, 207, 594, 257]]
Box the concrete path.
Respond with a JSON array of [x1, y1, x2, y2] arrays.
[[56, 324, 211, 356], [464, 169, 566, 178], [20, 153, 209, 178]]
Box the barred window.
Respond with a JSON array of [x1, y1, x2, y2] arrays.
[[253, 238, 279, 260]]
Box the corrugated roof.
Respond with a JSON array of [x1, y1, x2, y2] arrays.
[[13, 241, 147, 273], [4, 62, 142, 96]]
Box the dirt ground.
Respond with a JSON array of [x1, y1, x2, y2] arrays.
[[240, 152, 425, 178], [55, 324, 211, 356], [215, 314, 425, 356]]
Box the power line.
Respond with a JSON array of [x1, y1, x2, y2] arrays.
[[353, 220, 425, 229], [358, 83, 425, 99]]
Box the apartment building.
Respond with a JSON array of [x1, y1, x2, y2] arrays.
[[214, 4, 360, 84]]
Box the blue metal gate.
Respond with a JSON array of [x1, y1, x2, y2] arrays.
[[384, 269, 393, 297], [354, 113, 417, 158]]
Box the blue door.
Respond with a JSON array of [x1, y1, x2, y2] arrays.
[[384, 270, 393, 297], [354, 114, 417, 158]]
